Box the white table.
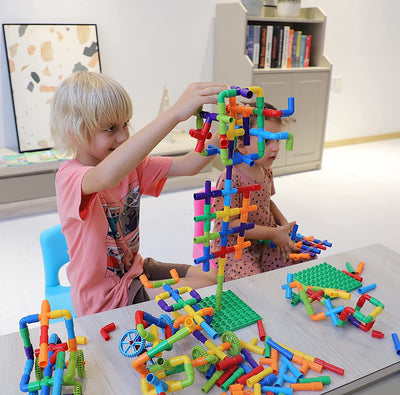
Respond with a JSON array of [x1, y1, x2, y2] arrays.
[[1, 244, 399, 394]]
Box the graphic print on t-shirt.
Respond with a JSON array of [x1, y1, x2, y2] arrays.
[[101, 182, 141, 278]]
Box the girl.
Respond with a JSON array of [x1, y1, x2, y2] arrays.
[[210, 103, 300, 281]]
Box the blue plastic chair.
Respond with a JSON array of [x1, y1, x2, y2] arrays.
[[40, 224, 76, 318]]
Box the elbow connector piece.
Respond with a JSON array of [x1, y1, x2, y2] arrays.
[[100, 322, 116, 341]]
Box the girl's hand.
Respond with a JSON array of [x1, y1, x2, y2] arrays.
[[270, 221, 300, 259], [170, 82, 227, 122]]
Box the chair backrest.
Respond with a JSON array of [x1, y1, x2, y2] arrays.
[[40, 224, 70, 288], [40, 224, 76, 317], [193, 189, 216, 269]]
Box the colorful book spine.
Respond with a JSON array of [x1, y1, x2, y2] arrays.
[[294, 30, 302, 67], [303, 34, 312, 67], [258, 26, 267, 68], [299, 35, 307, 67], [286, 29, 294, 68], [271, 26, 281, 68]]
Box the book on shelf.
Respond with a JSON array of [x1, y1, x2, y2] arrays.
[[246, 25, 311, 69], [299, 35, 307, 68], [246, 25, 255, 62], [277, 26, 284, 68], [286, 29, 294, 68], [265, 25, 273, 68], [294, 30, 302, 67], [271, 25, 281, 68], [258, 25, 267, 68], [253, 25, 261, 68], [303, 34, 312, 67], [281, 26, 290, 69]]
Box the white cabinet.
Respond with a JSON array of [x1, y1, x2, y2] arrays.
[[214, 3, 332, 176]]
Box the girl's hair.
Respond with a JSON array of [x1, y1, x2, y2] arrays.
[[50, 71, 133, 157]]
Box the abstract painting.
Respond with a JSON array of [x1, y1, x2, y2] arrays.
[[3, 24, 101, 152]]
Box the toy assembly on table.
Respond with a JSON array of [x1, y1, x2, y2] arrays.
[[17, 86, 398, 395]]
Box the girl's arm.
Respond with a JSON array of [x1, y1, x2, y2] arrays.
[[270, 200, 289, 226], [82, 82, 226, 194], [229, 218, 299, 258]]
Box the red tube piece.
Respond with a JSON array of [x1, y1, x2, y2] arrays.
[[100, 322, 116, 341], [314, 358, 344, 376], [257, 320, 266, 341], [341, 270, 363, 282], [371, 330, 384, 339], [216, 355, 243, 371], [236, 365, 264, 385], [216, 365, 237, 387]]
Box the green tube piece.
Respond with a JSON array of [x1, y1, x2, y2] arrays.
[[346, 262, 355, 274], [218, 89, 238, 103], [299, 376, 331, 385], [181, 363, 195, 388], [202, 370, 224, 393], [285, 133, 294, 151], [264, 336, 271, 357], [221, 367, 245, 391], [20, 327, 31, 349]]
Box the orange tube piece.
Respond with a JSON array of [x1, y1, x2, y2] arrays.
[[290, 382, 324, 391]]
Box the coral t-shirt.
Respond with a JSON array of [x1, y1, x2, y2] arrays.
[[56, 156, 172, 316]]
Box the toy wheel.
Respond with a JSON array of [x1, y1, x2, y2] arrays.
[[76, 349, 85, 378], [34, 357, 43, 380], [222, 331, 241, 356], [119, 329, 146, 358], [73, 381, 82, 395], [191, 345, 210, 373]]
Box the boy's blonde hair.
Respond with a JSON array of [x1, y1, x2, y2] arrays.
[[50, 72, 133, 157]]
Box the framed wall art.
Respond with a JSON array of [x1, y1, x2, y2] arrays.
[[3, 24, 101, 152]]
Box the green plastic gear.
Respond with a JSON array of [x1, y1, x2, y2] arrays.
[[73, 381, 82, 395], [191, 345, 210, 373], [221, 331, 241, 356], [34, 357, 43, 381], [76, 350, 85, 378]]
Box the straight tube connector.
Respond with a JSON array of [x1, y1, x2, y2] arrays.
[[391, 333, 400, 355]]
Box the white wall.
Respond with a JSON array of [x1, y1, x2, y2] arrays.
[[1, 0, 399, 151], [302, 0, 400, 140]]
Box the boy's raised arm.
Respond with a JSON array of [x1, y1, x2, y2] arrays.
[[82, 82, 226, 194]]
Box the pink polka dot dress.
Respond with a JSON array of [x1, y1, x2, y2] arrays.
[[210, 166, 291, 281]]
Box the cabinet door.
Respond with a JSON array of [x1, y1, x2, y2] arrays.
[[286, 71, 329, 166], [253, 71, 330, 169]]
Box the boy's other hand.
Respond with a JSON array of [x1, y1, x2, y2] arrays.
[[171, 82, 227, 122]]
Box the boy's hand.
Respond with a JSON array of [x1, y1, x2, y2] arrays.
[[170, 82, 227, 122], [271, 221, 300, 259]]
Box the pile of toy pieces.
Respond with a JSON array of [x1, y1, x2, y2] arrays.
[[18, 300, 86, 395], [281, 260, 385, 335], [258, 224, 332, 262], [118, 270, 346, 395]]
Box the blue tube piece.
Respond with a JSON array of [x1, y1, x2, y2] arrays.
[[392, 333, 400, 355], [357, 283, 377, 294]]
